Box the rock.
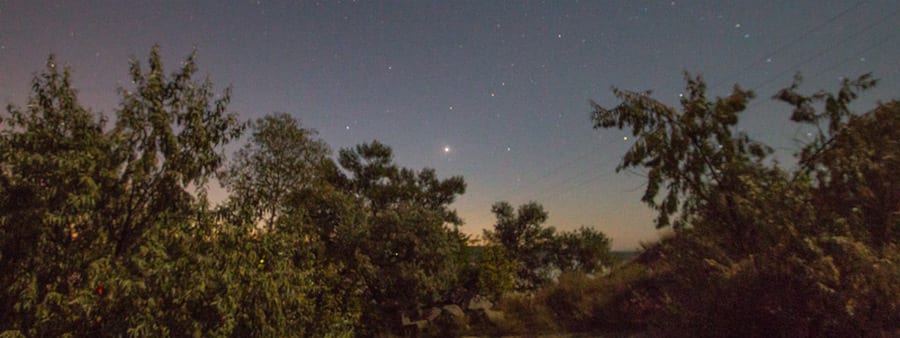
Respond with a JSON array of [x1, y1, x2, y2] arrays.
[[401, 313, 428, 330], [467, 295, 493, 311], [442, 304, 465, 318], [483, 309, 505, 325], [423, 307, 441, 321]]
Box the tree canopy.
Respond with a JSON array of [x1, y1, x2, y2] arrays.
[[0, 47, 486, 336], [483, 201, 612, 291], [590, 72, 899, 336], [6, 44, 892, 337]]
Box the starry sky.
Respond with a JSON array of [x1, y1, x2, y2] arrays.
[[2, 1, 898, 250]]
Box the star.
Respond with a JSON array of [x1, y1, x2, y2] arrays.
[[444, 146, 451, 153]]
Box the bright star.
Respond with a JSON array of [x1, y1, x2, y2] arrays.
[[444, 146, 451, 153]]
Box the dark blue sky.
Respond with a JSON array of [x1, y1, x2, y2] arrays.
[[2, 0, 898, 249]]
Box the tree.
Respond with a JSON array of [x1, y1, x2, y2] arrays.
[[333, 140, 469, 334], [219, 112, 361, 335], [220, 113, 330, 230], [483, 202, 613, 291], [0, 46, 349, 336], [776, 74, 899, 249], [590, 72, 899, 336], [107, 45, 244, 258], [0, 56, 119, 335], [592, 74, 771, 239], [483, 201, 557, 290], [90, 45, 245, 335], [475, 245, 517, 300], [552, 226, 612, 274]]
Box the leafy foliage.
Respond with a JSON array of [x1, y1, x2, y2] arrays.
[[10, 43, 895, 337], [590, 73, 900, 336], [1, 56, 118, 335], [0, 47, 357, 336], [475, 245, 517, 300], [592, 75, 771, 233], [483, 201, 613, 291], [551, 226, 612, 274], [483, 201, 557, 290], [332, 140, 470, 334]]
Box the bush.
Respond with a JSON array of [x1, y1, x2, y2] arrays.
[[588, 73, 900, 337], [488, 266, 658, 336], [619, 230, 897, 337]]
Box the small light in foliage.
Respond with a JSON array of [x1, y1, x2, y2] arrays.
[[97, 285, 103, 295]]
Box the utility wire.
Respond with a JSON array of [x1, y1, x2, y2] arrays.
[[499, 1, 887, 203], [537, 157, 617, 202], [538, 4, 874, 201], [809, 29, 899, 80], [710, 0, 868, 91], [749, 7, 899, 93], [741, 10, 899, 114], [494, 134, 616, 202]]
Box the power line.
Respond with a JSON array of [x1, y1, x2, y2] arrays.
[[809, 30, 899, 80], [710, 0, 868, 91], [738, 10, 899, 115], [539, 3, 874, 202], [540, 165, 617, 202], [493, 147, 592, 201], [493, 133, 617, 201], [716, 15, 899, 164], [749, 6, 900, 93], [497, 2, 889, 203], [536, 157, 617, 202]]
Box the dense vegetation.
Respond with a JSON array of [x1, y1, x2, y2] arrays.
[[489, 74, 899, 337], [1, 47, 897, 336], [0, 47, 613, 337], [589, 73, 898, 336]]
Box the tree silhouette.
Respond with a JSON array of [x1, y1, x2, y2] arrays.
[[590, 73, 899, 336]]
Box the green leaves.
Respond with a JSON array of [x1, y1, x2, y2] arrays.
[[4, 46, 487, 336], [333, 141, 469, 333], [484, 202, 612, 291], [592, 73, 770, 231], [220, 113, 329, 230], [591, 71, 899, 335]]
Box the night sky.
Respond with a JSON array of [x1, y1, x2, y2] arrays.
[[2, 1, 898, 249]]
